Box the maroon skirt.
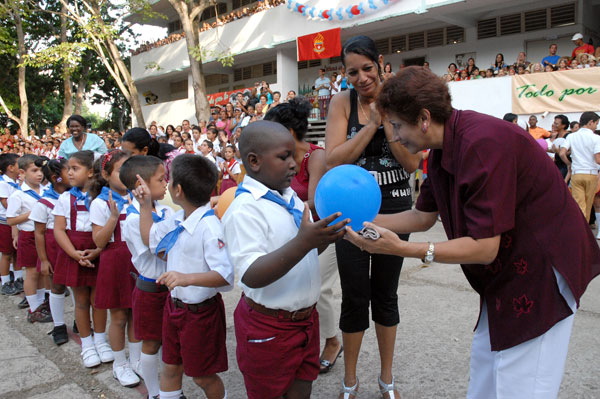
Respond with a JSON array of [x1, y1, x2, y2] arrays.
[[17, 230, 38, 268], [219, 178, 238, 195], [53, 230, 99, 287], [36, 229, 63, 274], [0, 224, 15, 254], [94, 241, 136, 310]]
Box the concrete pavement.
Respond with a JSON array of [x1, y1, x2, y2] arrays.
[[0, 220, 598, 398]]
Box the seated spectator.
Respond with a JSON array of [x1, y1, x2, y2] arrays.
[[492, 53, 505, 74], [443, 63, 459, 81], [576, 53, 591, 68], [514, 51, 531, 68], [544, 64, 556, 72], [465, 57, 477, 76], [529, 63, 543, 73], [485, 68, 494, 78], [542, 44, 560, 67], [557, 57, 571, 71]]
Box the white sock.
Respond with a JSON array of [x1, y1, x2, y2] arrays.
[[36, 288, 45, 304], [68, 288, 75, 307], [141, 353, 160, 397], [45, 289, 51, 294], [113, 349, 127, 366], [159, 390, 182, 399], [14, 270, 22, 280], [81, 335, 94, 349], [223, 390, 227, 399], [1, 275, 9, 285], [26, 294, 41, 311], [94, 332, 106, 346], [49, 292, 65, 327], [596, 213, 600, 227], [128, 341, 142, 365]]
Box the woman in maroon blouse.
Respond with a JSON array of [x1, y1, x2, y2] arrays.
[[346, 66, 600, 398]]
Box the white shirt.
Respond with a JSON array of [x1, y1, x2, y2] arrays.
[[0, 175, 19, 223], [52, 191, 93, 232], [149, 204, 234, 304], [560, 127, 600, 174], [6, 182, 42, 231], [89, 194, 132, 242], [222, 175, 320, 311], [29, 196, 58, 230], [193, 135, 207, 155], [122, 199, 173, 280], [203, 153, 217, 164], [219, 159, 241, 179], [315, 76, 331, 97]]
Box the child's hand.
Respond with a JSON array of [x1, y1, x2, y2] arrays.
[[108, 191, 120, 219], [296, 203, 349, 250], [82, 247, 102, 261], [40, 260, 53, 276], [132, 174, 152, 207], [12, 236, 17, 250], [156, 271, 189, 290]]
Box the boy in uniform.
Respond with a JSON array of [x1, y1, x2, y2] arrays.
[[0, 154, 20, 295]]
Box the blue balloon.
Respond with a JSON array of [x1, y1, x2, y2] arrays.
[[315, 165, 382, 231]]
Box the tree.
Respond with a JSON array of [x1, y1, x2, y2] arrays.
[[0, 0, 29, 136], [166, 0, 233, 123]]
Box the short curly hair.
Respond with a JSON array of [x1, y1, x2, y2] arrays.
[[377, 66, 453, 125]]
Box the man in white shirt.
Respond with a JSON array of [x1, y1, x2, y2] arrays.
[[314, 68, 331, 120], [559, 112, 600, 222]]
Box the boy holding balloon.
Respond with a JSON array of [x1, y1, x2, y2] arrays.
[[222, 121, 349, 399]]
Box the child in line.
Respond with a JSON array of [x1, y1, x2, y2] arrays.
[[53, 150, 112, 368], [218, 145, 240, 194], [222, 121, 348, 399], [89, 150, 141, 387], [134, 154, 233, 399], [6, 154, 49, 321], [30, 158, 71, 344], [121, 155, 174, 399], [0, 154, 20, 295]]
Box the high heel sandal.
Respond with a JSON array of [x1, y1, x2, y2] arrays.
[[339, 378, 359, 399], [378, 376, 400, 399]]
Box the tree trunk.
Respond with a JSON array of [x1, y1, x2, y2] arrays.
[[14, 7, 28, 136], [169, 0, 211, 124], [58, 3, 72, 133], [74, 52, 92, 114]]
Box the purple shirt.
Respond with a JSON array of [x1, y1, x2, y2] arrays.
[[416, 109, 600, 350]]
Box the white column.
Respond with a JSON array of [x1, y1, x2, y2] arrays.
[[277, 47, 299, 97]]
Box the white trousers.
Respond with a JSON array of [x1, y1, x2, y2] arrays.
[[316, 244, 339, 339], [467, 269, 576, 399]]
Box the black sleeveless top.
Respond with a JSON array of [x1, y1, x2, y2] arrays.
[[346, 89, 412, 213]]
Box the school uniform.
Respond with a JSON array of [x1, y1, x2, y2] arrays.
[[29, 185, 63, 275], [219, 159, 241, 194], [122, 199, 173, 341], [89, 187, 137, 310], [0, 176, 19, 254], [222, 176, 321, 399], [52, 189, 98, 287], [149, 204, 233, 377], [6, 182, 42, 268]]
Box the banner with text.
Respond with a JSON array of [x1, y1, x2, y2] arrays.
[[297, 28, 341, 61], [512, 68, 600, 114], [207, 87, 253, 107]]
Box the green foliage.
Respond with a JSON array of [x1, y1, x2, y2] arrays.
[[144, 61, 162, 71], [189, 45, 234, 67]]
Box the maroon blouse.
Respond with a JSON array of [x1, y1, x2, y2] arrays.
[[416, 109, 600, 351], [290, 143, 323, 202]]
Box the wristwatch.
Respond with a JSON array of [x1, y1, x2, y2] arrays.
[[423, 242, 435, 265]]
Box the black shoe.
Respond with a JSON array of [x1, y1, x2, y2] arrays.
[[13, 278, 23, 293], [72, 320, 78, 334], [1, 282, 18, 296], [51, 324, 69, 345], [27, 305, 53, 323], [18, 297, 29, 309]]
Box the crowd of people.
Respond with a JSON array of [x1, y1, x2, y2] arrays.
[[0, 32, 599, 399], [131, 0, 285, 56]]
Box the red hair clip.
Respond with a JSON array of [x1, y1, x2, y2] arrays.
[[102, 149, 121, 170]]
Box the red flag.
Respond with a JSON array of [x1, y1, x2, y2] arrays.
[[297, 28, 341, 61]]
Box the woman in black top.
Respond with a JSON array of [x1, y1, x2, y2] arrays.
[[325, 35, 420, 399]]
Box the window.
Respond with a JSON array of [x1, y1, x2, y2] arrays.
[[426, 28, 444, 47], [403, 57, 426, 67], [524, 9, 547, 32], [298, 60, 308, 70], [375, 38, 390, 55], [233, 61, 277, 81], [477, 18, 497, 39], [390, 35, 406, 53], [329, 56, 342, 63], [550, 3, 575, 28], [446, 26, 464, 44], [500, 13, 522, 36], [408, 32, 425, 50], [170, 80, 188, 101], [232, 0, 256, 9], [200, 3, 228, 22], [308, 59, 322, 68], [167, 20, 182, 35]]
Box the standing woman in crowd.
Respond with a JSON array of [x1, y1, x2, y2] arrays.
[[465, 57, 477, 76], [346, 66, 600, 399], [58, 115, 108, 159], [325, 35, 420, 399], [264, 96, 344, 375], [383, 62, 394, 80], [443, 63, 458, 81]]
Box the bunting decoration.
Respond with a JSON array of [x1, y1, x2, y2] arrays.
[[287, 0, 391, 21]]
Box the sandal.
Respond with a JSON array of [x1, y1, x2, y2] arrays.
[[378, 376, 400, 399], [319, 345, 344, 374], [339, 378, 359, 399]]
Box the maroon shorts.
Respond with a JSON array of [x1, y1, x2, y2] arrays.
[[234, 296, 320, 399], [0, 224, 15, 254], [162, 293, 228, 377], [17, 231, 38, 268], [132, 286, 168, 341], [53, 231, 99, 287], [94, 242, 136, 309]]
